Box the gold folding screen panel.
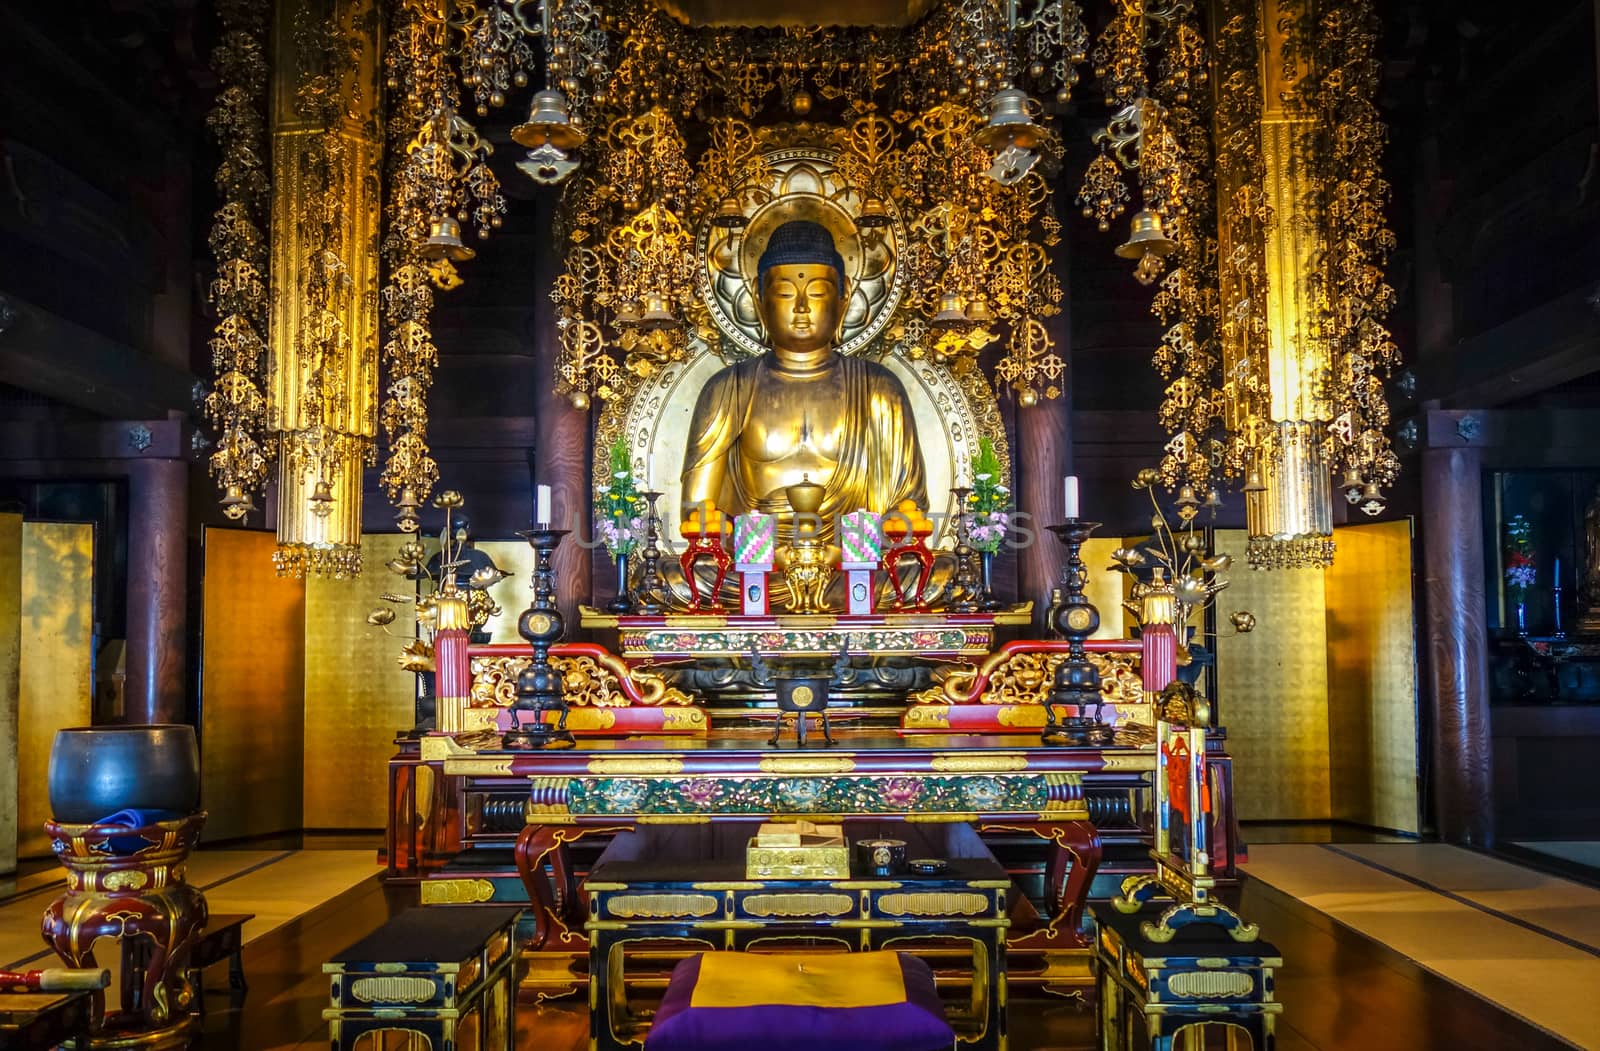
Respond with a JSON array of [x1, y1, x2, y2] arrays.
[[302, 534, 419, 829], [1325, 520, 1419, 833], [200, 527, 307, 841], [1216, 521, 1419, 831], [17, 521, 94, 858]]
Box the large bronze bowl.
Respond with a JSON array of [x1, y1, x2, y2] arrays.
[[47, 724, 200, 823]]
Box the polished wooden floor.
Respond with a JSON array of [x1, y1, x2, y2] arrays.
[[187, 866, 1573, 1051]]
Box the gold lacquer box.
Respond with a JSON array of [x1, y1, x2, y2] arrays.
[[745, 821, 849, 879]]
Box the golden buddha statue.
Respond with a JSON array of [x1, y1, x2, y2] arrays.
[[681, 220, 927, 540]]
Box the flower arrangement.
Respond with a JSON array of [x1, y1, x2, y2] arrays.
[[1504, 515, 1536, 599], [596, 438, 645, 557], [966, 437, 1012, 554]]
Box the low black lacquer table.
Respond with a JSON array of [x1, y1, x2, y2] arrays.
[[584, 821, 1011, 1051]]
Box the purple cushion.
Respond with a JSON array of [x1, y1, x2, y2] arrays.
[[646, 952, 953, 1051]]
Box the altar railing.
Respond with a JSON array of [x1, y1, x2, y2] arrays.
[[429, 619, 1178, 737]]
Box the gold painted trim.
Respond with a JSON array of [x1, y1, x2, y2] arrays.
[[636, 814, 712, 824], [757, 756, 857, 773], [930, 755, 1029, 773], [905, 812, 981, 822], [1097, 751, 1157, 772], [743, 893, 855, 918], [690, 881, 766, 890], [606, 893, 719, 919], [420, 878, 497, 905], [879, 892, 990, 917], [587, 758, 685, 774], [833, 880, 901, 890], [442, 758, 515, 776]]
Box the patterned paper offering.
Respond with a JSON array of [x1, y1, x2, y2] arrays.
[[734, 512, 776, 566], [840, 509, 882, 566]]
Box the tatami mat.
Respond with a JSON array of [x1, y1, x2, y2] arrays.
[[0, 848, 380, 970], [1244, 843, 1600, 1049]]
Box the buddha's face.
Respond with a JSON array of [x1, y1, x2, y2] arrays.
[[759, 263, 843, 356]]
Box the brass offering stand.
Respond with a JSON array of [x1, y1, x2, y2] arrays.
[[781, 476, 832, 614], [504, 528, 575, 750], [947, 485, 980, 613], [634, 490, 667, 615], [1043, 519, 1113, 745]]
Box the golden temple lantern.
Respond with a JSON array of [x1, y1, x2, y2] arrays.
[[931, 290, 970, 330], [973, 89, 1043, 150], [710, 196, 749, 229], [511, 89, 586, 151], [857, 196, 892, 228], [421, 216, 476, 262], [1114, 210, 1177, 260]]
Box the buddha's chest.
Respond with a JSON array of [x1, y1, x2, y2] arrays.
[[737, 372, 848, 463]]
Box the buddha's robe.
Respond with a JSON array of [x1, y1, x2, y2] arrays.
[[681, 352, 927, 541]]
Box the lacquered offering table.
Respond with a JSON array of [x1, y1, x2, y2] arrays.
[[433, 730, 1147, 964], [584, 822, 1011, 1051]]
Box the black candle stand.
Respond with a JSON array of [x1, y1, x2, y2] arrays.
[[504, 527, 575, 750], [1043, 519, 1112, 746], [947, 486, 980, 613]]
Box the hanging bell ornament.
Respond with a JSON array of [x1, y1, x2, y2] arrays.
[[511, 89, 586, 151], [570, 390, 591, 410], [1358, 481, 1386, 517], [857, 196, 892, 228], [1017, 387, 1039, 408], [1341, 468, 1365, 505], [309, 479, 335, 517], [973, 89, 1044, 150], [710, 196, 748, 229], [965, 295, 995, 325], [613, 299, 643, 327], [1243, 469, 1267, 494], [637, 292, 682, 331], [930, 290, 971, 330], [220, 484, 248, 519], [1204, 488, 1224, 510], [1115, 210, 1178, 261], [395, 487, 421, 533], [1175, 484, 1200, 508], [421, 216, 476, 262]]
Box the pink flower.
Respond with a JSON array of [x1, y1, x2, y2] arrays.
[[883, 778, 923, 808], [682, 780, 720, 805]]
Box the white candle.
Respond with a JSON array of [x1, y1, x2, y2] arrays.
[[646, 454, 655, 484], [536, 484, 552, 527], [1064, 475, 1080, 519]]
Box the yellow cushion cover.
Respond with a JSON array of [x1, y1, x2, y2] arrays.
[[688, 951, 909, 1010]]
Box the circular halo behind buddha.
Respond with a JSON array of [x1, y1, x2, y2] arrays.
[[698, 139, 906, 358]]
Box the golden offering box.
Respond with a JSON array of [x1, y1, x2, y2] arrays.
[[746, 821, 849, 879]]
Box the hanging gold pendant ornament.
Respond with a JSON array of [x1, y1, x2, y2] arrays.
[[203, 0, 273, 520], [266, 0, 383, 578]]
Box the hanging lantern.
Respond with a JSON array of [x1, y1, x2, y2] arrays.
[[710, 196, 749, 229], [1115, 210, 1177, 261], [421, 216, 477, 262], [637, 291, 682, 331], [930, 290, 970, 330], [974, 89, 1044, 150], [857, 196, 892, 228], [511, 89, 586, 151]]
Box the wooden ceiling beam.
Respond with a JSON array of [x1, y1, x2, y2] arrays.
[[0, 291, 196, 420]]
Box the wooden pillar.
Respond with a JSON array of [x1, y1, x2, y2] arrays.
[[531, 198, 590, 624], [1015, 202, 1072, 633], [1016, 400, 1070, 633], [1420, 445, 1492, 846], [126, 457, 188, 725]]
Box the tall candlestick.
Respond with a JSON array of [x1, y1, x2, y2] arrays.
[[1064, 475, 1080, 519], [536, 484, 551, 527]]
